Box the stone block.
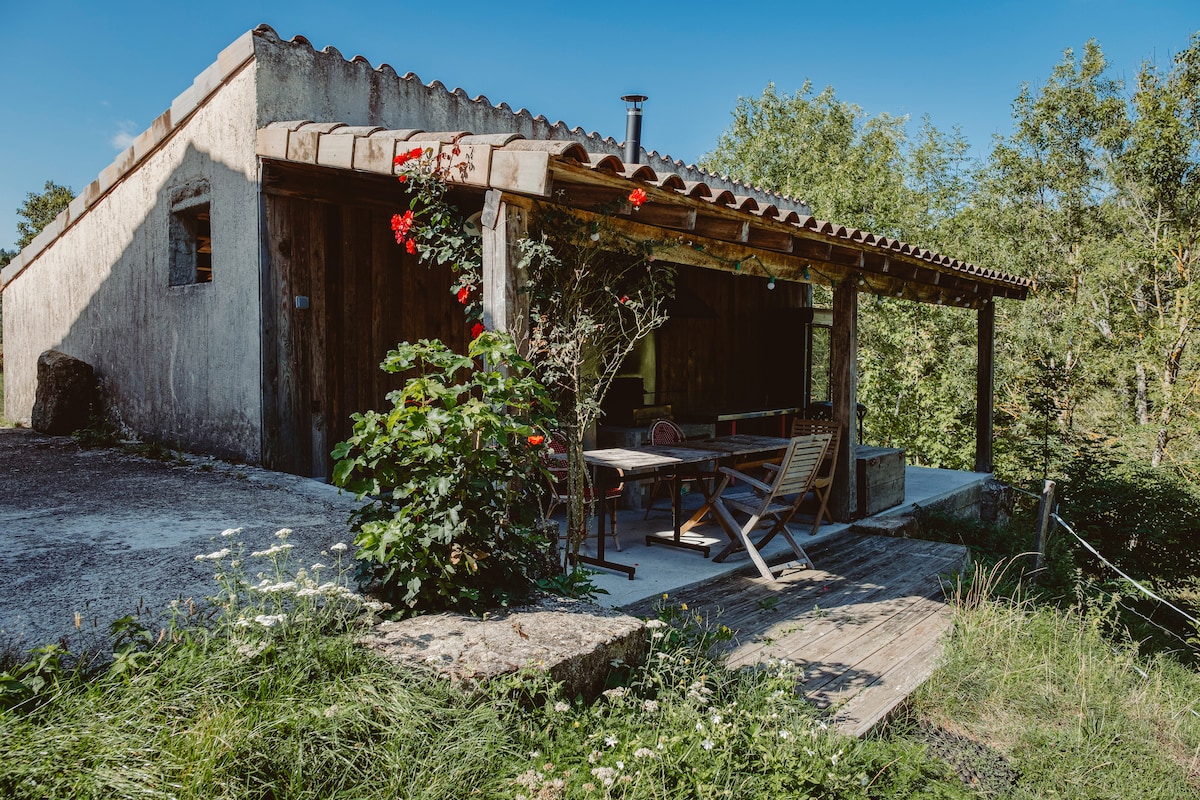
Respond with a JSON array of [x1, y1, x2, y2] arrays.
[[31, 350, 101, 435], [850, 513, 919, 538], [359, 597, 646, 699]]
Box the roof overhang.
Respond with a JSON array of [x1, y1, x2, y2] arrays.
[[257, 122, 1031, 307]]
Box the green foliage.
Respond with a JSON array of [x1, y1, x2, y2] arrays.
[[71, 412, 122, 449], [332, 333, 557, 613], [535, 567, 609, 602], [15, 180, 74, 250]]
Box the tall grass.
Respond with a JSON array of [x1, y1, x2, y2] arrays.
[[1, 530, 977, 800], [903, 560, 1200, 799]]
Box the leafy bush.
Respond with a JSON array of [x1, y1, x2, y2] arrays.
[[332, 333, 557, 614]]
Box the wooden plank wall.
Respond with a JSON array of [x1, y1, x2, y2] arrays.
[[262, 193, 467, 477], [655, 267, 808, 423]]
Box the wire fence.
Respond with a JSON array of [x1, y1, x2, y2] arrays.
[[1006, 478, 1199, 660], [1004, 479, 1200, 717]]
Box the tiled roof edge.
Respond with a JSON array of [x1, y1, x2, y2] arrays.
[[249, 24, 811, 215]]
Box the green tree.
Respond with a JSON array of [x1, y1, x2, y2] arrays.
[[702, 84, 987, 468], [976, 37, 1200, 473], [16, 181, 74, 250], [1110, 33, 1200, 467]]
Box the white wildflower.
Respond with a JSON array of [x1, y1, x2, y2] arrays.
[[330, 542, 349, 552], [363, 600, 386, 613], [601, 687, 627, 700], [604, 734, 618, 748], [778, 729, 791, 739], [633, 747, 656, 759], [641, 699, 658, 713], [274, 528, 293, 539], [554, 701, 570, 713], [310, 563, 327, 572], [587, 750, 600, 764], [651, 632, 664, 639], [528, 750, 541, 760], [236, 641, 268, 658], [644, 619, 667, 629], [233, 618, 251, 628], [296, 588, 320, 598], [615, 761, 624, 770], [254, 614, 286, 628], [220, 527, 243, 538], [710, 713, 722, 725], [195, 547, 231, 561], [590, 767, 616, 787], [701, 739, 715, 751]]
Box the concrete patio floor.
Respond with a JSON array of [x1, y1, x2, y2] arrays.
[[567, 465, 989, 608]]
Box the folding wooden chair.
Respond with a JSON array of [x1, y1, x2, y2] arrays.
[[790, 418, 842, 535], [544, 432, 623, 551], [708, 433, 832, 581]]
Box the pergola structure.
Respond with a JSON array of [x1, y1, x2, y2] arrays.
[[257, 123, 1031, 518]]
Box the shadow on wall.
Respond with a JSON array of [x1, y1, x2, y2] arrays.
[[7, 145, 464, 476]]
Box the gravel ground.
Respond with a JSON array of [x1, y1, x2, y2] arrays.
[[0, 428, 360, 656]]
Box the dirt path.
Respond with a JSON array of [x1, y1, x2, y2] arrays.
[[0, 428, 360, 655]]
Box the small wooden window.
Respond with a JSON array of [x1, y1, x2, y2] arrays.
[[169, 182, 213, 286]]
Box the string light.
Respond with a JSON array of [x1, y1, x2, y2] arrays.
[[767, 277, 776, 290]]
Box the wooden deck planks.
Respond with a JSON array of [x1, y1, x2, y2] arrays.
[[632, 531, 969, 737]]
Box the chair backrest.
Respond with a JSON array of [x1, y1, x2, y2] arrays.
[[546, 432, 570, 484], [773, 434, 833, 498], [790, 418, 840, 479], [647, 418, 685, 446]]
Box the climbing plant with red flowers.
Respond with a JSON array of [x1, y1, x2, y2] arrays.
[[374, 140, 676, 573]]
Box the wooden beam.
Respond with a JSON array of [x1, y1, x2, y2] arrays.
[[975, 299, 996, 473], [829, 280, 859, 521], [481, 190, 530, 351]]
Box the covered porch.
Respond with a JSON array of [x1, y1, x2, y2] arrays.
[[255, 124, 1031, 515]]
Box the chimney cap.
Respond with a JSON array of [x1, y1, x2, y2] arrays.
[[621, 94, 648, 106]]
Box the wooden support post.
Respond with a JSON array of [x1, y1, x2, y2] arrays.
[[1033, 478, 1056, 576], [828, 280, 858, 521], [480, 189, 529, 349], [975, 300, 995, 473]]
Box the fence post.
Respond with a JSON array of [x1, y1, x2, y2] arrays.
[[1033, 478, 1056, 576]]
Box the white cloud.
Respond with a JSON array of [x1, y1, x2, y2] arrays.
[[111, 121, 138, 150]]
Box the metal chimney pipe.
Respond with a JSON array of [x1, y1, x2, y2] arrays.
[[621, 94, 647, 164]]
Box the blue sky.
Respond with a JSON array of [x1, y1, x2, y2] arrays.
[[1, 1, 1196, 252]]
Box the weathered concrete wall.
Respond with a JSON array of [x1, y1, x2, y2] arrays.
[[1, 66, 263, 461], [249, 27, 805, 214]]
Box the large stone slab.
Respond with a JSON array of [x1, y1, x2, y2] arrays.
[[359, 597, 647, 699]]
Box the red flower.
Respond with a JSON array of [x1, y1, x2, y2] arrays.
[[397, 174, 407, 183], [629, 187, 648, 208], [392, 210, 415, 236], [457, 286, 471, 304], [393, 146, 425, 168], [405, 238, 417, 254], [619, 295, 630, 304], [471, 322, 486, 339], [527, 434, 545, 446]]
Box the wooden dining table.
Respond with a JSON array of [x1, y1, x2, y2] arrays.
[[572, 443, 726, 579], [571, 435, 792, 579]]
